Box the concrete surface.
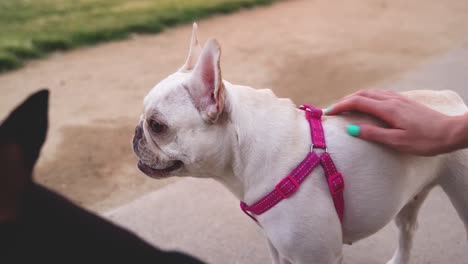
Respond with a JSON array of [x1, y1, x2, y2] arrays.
[[389, 39, 468, 98], [105, 44, 468, 264]]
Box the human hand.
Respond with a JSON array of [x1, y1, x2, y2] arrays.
[[324, 90, 460, 156]]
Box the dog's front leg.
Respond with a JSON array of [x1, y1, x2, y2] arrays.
[[263, 213, 344, 264], [267, 239, 292, 264], [267, 239, 281, 264]]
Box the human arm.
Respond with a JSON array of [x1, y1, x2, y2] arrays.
[[325, 90, 468, 156]]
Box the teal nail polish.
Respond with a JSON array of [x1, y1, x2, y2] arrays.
[[347, 124, 360, 137], [323, 105, 334, 115]]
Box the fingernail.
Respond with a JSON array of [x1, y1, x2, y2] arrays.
[[323, 105, 334, 115], [347, 124, 360, 137]]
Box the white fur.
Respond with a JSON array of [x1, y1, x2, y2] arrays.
[[134, 24, 468, 263]]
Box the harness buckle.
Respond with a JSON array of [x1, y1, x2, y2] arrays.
[[240, 202, 258, 223], [328, 172, 344, 195], [298, 104, 310, 111], [310, 144, 328, 153], [276, 175, 299, 199], [299, 104, 323, 118]]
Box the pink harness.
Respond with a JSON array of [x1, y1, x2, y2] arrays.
[[240, 104, 345, 223]]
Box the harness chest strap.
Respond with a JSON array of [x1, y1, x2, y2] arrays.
[[240, 104, 345, 223]]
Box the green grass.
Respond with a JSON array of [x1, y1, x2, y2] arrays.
[[0, 0, 277, 73]]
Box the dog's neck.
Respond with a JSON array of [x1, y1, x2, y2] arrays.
[[215, 83, 313, 203]]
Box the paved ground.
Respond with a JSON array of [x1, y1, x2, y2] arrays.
[[106, 43, 468, 263]]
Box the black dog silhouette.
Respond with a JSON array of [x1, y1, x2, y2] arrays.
[[0, 90, 203, 263]]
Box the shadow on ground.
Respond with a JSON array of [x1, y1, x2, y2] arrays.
[[35, 119, 177, 211]]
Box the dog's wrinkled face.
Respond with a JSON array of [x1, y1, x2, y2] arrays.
[[133, 24, 229, 179]]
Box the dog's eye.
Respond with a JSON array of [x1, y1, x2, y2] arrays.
[[148, 120, 166, 134]]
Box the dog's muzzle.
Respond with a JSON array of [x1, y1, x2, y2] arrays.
[[132, 121, 143, 154], [132, 121, 183, 178]]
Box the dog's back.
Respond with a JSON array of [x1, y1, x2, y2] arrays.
[[403, 90, 468, 115]]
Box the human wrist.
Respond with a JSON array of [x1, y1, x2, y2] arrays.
[[446, 113, 468, 152]]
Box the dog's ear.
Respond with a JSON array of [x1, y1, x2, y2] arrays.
[[179, 23, 202, 72], [186, 38, 225, 123], [0, 89, 49, 221], [0, 89, 49, 173]]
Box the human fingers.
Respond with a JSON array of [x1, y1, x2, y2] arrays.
[[325, 90, 400, 115], [346, 123, 405, 147], [324, 96, 392, 123]]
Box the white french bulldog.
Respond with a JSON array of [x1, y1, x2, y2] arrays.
[[132, 23, 468, 264]]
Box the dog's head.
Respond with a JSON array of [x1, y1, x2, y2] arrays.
[[133, 24, 232, 179], [0, 90, 49, 222]]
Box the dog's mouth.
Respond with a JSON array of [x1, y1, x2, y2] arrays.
[[137, 160, 183, 179]]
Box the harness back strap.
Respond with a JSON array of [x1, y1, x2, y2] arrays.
[[240, 104, 345, 222]]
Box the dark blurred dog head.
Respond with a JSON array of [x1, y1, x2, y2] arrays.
[[0, 90, 202, 263]]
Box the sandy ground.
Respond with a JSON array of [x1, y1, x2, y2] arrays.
[[2, 0, 468, 212]]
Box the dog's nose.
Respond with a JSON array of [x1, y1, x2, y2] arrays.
[[134, 122, 143, 140], [132, 122, 143, 153]]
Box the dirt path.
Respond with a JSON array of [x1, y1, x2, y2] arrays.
[[2, 0, 468, 212]]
